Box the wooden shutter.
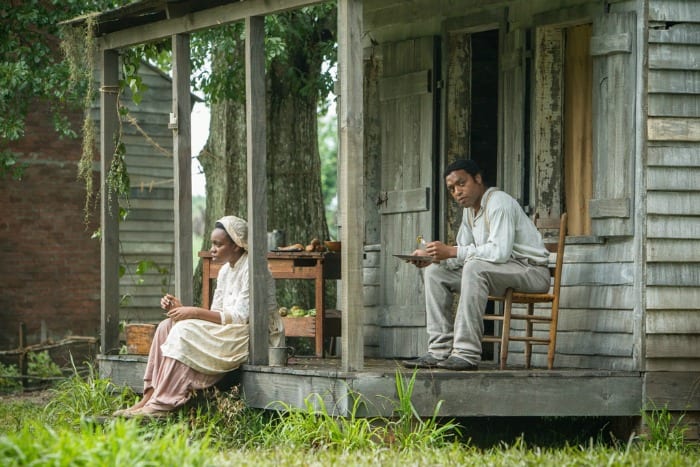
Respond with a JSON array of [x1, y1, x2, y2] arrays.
[[590, 12, 637, 236]]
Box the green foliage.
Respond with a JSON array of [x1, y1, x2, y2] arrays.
[[0, 1, 130, 182], [44, 361, 137, 426], [0, 362, 22, 395], [0, 371, 698, 465], [640, 403, 688, 451], [389, 370, 461, 449], [26, 351, 62, 380]]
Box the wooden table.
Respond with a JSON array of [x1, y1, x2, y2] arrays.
[[267, 251, 341, 357]]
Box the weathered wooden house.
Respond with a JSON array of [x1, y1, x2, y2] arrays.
[[66, 0, 699, 437]]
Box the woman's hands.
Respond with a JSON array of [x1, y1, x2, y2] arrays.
[[160, 294, 182, 310], [161, 294, 197, 322]]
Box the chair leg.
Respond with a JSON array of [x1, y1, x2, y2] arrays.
[[499, 289, 514, 370], [525, 303, 534, 369]]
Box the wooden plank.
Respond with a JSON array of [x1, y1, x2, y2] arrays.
[[378, 187, 430, 214], [535, 331, 634, 358], [647, 238, 700, 262], [560, 285, 634, 309], [648, 117, 700, 141], [647, 310, 700, 333], [380, 305, 425, 327], [242, 371, 350, 415], [246, 15, 269, 365], [101, 49, 121, 356], [338, 0, 365, 371], [647, 286, 700, 310], [120, 241, 173, 255], [646, 358, 700, 372], [645, 371, 700, 411], [590, 12, 636, 237], [649, 44, 700, 71], [560, 262, 634, 286], [649, 94, 700, 118], [354, 371, 642, 417], [562, 239, 634, 263], [649, 1, 700, 23], [590, 33, 631, 56], [648, 263, 700, 286], [647, 166, 700, 190], [648, 70, 700, 94], [647, 192, 700, 215], [379, 327, 427, 358], [649, 24, 700, 45], [646, 335, 700, 358], [379, 69, 430, 101], [558, 308, 634, 333], [647, 215, 700, 239], [648, 144, 700, 166], [589, 198, 630, 218], [547, 353, 636, 371], [98, 0, 325, 50], [172, 34, 193, 305]]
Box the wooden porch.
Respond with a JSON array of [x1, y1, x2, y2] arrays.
[[99, 355, 642, 418]]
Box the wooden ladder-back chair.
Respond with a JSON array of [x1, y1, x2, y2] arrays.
[[482, 212, 567, 370]]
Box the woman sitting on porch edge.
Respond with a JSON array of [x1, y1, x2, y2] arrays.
[[114, 215, 285, 418]]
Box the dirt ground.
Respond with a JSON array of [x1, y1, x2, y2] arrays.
[[0, 388, 53, 406]]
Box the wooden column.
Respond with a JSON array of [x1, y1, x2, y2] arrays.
[[100, 49, 120, 355], [246, 15, 269, 365], [338, 0, 364, 371], [172, 34, 193, 304]]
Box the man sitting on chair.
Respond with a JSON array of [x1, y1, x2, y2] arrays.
[[402, 159, 551, 371]]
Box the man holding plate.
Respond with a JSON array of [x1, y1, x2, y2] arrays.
[[401, 159, 551, 371]]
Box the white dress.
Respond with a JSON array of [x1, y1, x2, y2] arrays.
[[161, 253, 285, 374]]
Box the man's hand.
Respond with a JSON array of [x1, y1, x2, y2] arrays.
[[425, 241, 457, 262]]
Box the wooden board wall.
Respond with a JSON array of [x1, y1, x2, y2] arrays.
[[94, 63, 178, 324], [645, 2, 700, 409]]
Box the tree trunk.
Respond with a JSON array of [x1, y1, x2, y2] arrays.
[[194, 12, 335, 313]]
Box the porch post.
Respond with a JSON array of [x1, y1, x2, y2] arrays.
[[100, 49, 120, 355], [338, 0, 365, 371], [172, 33, 193, 304], [246, 15, 269, 365]]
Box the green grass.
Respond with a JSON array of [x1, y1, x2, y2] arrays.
[[0, 367, 697, 466]]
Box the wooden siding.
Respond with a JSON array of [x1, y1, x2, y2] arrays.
[[93, 63, 177, 325], [646, 4, 700, 386]]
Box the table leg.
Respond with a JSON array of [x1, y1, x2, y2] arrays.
[[315, 261, 324, 357]]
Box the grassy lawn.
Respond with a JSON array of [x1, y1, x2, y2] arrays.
[[0, 366, 697, 466]]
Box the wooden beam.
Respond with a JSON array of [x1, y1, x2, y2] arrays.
[[101, 49, 121, 355], [98, 0, 325, 50], [338, 0, 364, 371], [172, 34, 193, 304], [246, 15, 268, 365]]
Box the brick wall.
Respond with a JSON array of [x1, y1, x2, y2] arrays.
[[0, 99, 101, 349]]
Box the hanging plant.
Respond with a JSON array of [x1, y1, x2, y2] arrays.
[[61, 15, 99, 225]]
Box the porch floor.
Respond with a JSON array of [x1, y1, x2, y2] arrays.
[[99, 355, 643, 418]]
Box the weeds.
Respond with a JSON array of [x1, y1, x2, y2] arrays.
[[640, 403, 688, 451], [43, 360, 137, 426]]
